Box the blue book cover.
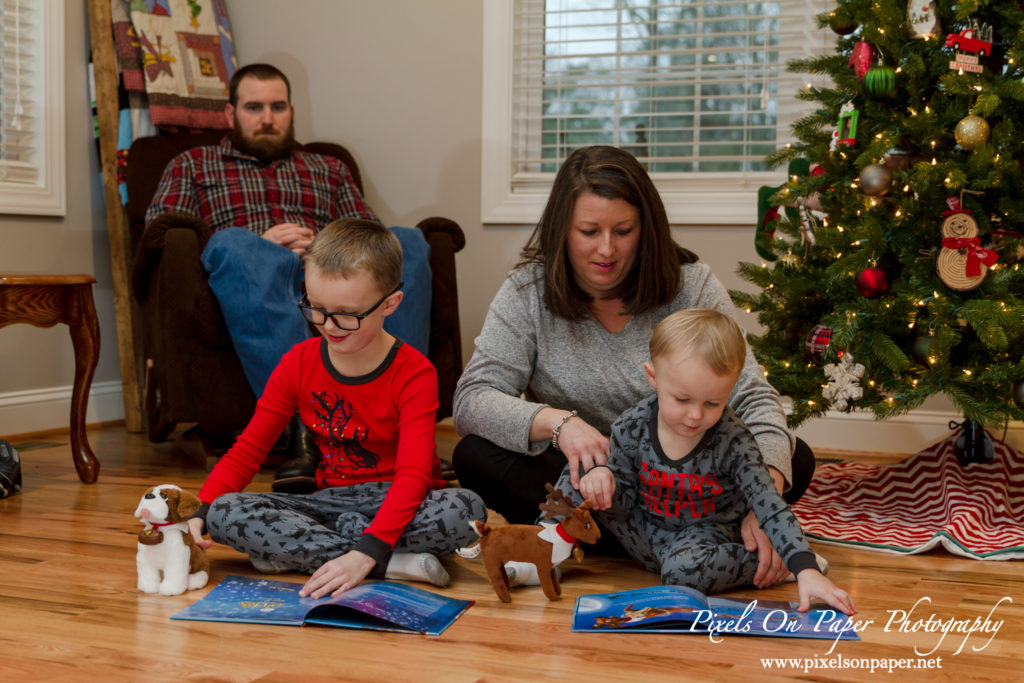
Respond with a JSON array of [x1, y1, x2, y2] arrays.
[[171, 575, 472, 636], [572, 585, 859, 641]]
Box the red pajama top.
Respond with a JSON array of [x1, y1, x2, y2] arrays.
[[198, 337, 444, 550]]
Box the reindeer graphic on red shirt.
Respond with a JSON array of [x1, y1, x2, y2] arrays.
[[311, 391, 381, 476]]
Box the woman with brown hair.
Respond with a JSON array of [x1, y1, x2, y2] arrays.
[[453, 146, 814, 587]]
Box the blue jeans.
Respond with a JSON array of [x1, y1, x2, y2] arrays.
[[201, 227, 432, 396]]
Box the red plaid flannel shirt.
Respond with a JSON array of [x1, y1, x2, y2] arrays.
[[145, 137, 379, 234]]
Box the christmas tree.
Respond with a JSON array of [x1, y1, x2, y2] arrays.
[[730, 0, 1024, 438]]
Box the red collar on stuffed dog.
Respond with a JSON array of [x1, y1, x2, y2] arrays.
[[148, 520, 178, 528]]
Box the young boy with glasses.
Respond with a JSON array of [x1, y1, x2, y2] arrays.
[[187, 218, 486, 597]]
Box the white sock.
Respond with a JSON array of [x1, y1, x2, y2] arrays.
[[783, 552, 830, 583], [504, 561, 540, 586], [385, 552, 450, 588]]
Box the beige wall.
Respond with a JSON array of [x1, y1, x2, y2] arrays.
[[0, 2, 122, 431], [2, 1, 1014, 452], [226, 0, 766, 364]]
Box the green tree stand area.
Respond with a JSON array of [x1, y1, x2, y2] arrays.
[[730, 0, 1024, 460]]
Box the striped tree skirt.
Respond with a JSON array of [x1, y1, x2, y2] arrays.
[[792, 430, 1024, 560]]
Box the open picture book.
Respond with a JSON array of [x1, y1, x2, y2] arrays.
[[171, 575, 472, 636], [572, 585, 859, 641]]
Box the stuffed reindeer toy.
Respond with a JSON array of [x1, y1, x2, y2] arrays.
[[459, 484, 600, 603], [134, 484, 209, 595]]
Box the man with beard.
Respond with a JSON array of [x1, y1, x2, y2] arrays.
[[145, 64, 432, 493]]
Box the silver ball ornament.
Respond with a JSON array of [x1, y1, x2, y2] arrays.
[[859, 164, 893, 196], [955, 115, 990, 151]]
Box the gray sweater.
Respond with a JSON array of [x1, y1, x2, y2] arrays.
[[453, 262, 797, 487]]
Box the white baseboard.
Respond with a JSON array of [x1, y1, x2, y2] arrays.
[[792, 406, 1024, 454], [0, 380, 125, 437]]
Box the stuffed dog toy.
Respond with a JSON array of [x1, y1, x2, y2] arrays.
[[134, 484, 209, 595]]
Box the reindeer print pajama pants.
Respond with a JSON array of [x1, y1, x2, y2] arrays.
[[206, 482, 487, 576]]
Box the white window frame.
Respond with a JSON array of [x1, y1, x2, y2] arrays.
[[0, 0, 65, 216], [481, 0, 828, 225]]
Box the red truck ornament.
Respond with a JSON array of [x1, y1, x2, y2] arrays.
[[945, 28, 992, 56]]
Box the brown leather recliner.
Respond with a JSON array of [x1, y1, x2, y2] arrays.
[[127, 132, 464, 443]]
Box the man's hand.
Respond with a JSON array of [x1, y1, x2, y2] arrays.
[[186, 517, 213, 550], [555, 417, 610, 490], [300, 550, 376, 598], [261, 223, 315, 256], [579, 466, 615, 510], [741, 510, 790, 588]]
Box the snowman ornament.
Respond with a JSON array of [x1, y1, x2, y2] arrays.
[[936, 209, 998, 291]]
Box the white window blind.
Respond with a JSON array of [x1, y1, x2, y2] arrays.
[[482, 0, 830, 224], [0, 0, 64, 216]]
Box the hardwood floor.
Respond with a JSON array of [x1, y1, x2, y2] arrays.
[[1, 424, 1022, 682]]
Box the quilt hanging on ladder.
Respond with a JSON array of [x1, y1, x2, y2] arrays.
[[114, 0, 238, 131]]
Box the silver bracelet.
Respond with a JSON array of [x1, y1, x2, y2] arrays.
[[551, 410, 578, 451]]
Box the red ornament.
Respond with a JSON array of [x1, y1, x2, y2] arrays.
[[830, 16, 858, 36], [856, 267, 890, 298], [806, 324, 833, 357], [850, 42, 875, 80]]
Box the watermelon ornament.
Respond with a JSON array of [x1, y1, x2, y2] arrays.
[[864, 64, 896, 98]]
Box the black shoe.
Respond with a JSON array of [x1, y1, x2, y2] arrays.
[[0, 440, 22, 498], [272, 418, 320, 494]]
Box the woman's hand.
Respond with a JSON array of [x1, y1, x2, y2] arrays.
[[300, 550, 376, 599], [741, 510, 790, 588], [555, 417, 610, 489]]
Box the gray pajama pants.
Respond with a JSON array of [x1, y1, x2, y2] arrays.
[[206, 482, 487, 576], [555, 474, 759, 594]]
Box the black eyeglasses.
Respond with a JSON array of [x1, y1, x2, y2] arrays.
[[298, 282, 403, 331]]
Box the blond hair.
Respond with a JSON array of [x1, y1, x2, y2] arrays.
[[303, 219, 402, 293], [649, 309, 746, 377]]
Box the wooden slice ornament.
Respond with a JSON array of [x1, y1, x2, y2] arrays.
[[936, 210, 997, 290]]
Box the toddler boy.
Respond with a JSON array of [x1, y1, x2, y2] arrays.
[[560, 309, 855, 614]]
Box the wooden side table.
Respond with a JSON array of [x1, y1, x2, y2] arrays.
[[0, 275, 101, 483]]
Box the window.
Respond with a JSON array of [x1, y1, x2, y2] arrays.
[[481, 0, 829, 224], [0, 0, 64, 216]]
